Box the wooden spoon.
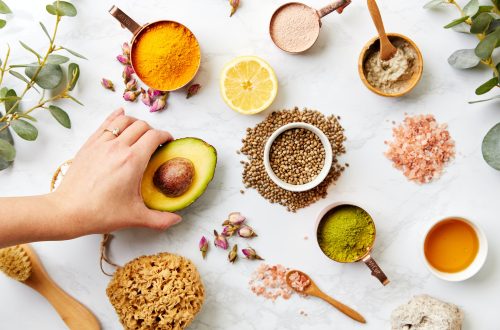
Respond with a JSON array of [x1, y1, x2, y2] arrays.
[[22, 244, 101, 330], [367, 0, 397, 61], [286, 270, 366, 324]]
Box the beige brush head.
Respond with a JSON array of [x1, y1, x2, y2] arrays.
[[0, 245, 32, 282]]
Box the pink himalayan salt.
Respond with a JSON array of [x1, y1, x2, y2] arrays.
[[385, 114, 455, 184], [249, 264, 294, 301]]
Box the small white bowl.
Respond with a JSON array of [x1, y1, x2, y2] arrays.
[[263, 122, 333, 192], [422, 216, 488, 282]]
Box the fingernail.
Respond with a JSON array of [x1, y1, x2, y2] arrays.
[[173, 216, 182, 225], [113, 108, 124, 115]]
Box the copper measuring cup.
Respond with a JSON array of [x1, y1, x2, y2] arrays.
[[109, 6, 201, 91], [315, 202, 390, 286], [269, 0, 351, 53]]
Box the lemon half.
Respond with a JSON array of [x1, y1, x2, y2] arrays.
[[220, 56, 278, 115]]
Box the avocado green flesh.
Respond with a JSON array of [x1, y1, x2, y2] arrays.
[[142, 137, 217, 212]]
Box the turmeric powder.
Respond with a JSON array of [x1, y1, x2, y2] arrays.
[[131, 21, 200, 91]]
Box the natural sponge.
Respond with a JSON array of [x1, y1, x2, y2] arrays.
[[106, 253, 204, 330]]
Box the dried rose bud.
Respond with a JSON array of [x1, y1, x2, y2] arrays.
[[229, 0, 239, 17], [238, 224, 257, 238], [100, 78, 115, 91], [140, 88, 151, 106], [122, 65, 134, 82], [125, 78, 138, 91], [122, 42, 131, 56], [186, 83, 201, 99], [214, 230, 228, 250], [242, 247, 263, 260], [123, 90, 139, 102], [228, 244, 238, 263], [149, 93, 168, 112], [199, 236, 209, 259], [227, 212, 246, 225], [116, 54, 129, 65], [148, 88, 163, 98], [222, 224, 239, 237]]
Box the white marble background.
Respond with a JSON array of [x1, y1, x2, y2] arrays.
[[0, 0, 499, 329]]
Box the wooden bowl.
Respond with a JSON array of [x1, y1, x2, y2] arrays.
[[358, 33, 423, 97]]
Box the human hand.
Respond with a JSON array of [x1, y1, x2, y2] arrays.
[[52, 108, 182, 239]]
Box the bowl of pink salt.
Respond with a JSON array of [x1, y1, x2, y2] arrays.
[[269, 0, 351, 54]]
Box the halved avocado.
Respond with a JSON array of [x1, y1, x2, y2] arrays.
[[141, 137, 217, 212]]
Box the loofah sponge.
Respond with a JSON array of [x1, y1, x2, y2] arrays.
[[106, 252, 204, 330], [0, 245, 32, 282]]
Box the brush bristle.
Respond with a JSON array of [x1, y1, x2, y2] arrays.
[[0, 245, 32, 281]]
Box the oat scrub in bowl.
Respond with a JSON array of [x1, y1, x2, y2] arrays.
[[109, 6, 201, 91], [263, 122, 333, 192], [316, 203, 389, 286], [358, 0, 423, 97], [269, 0, 351, 53]]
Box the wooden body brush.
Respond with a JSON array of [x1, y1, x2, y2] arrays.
[[0, 244, 100, 330]]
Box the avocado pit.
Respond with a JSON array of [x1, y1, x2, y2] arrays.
[[153, 157, 195, 197]]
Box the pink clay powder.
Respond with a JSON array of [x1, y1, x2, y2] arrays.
[[270, 3, 320, 53]]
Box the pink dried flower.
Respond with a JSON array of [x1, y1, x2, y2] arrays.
[[228, 244, 238, 263], [148, 88, 163, 98], [229, 0, 239, 17], [122, 65, 134, 82], [116, 54, 129, 65], [140, 88, 151, 106], [123, 90, 139, 102], [149, 93, 168, 112], [121, 42, 130, 56], [100, 78, 115, 91], [186, 83, 201, 99], [242, 247, 263, 260], [222, 224, 239, 237], [227, 212, 246, 225], [125, 78, 137, 91], [199, 236, 209, 259], [214, 230, 228, 250], [238, 224, 257, 238]]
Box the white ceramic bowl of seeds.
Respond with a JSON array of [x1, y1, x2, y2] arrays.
[[263, 122, 333, 192]]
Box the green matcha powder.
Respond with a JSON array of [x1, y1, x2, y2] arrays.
[[317, 205, 375, 262]]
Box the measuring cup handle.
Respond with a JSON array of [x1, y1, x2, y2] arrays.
[[109, 6, 141, 35], [362, 255, 390, 286], [317, 0, 351, 18]]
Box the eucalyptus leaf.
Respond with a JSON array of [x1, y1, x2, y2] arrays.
[[48, 105, 71, 128], [475, 77, 499, 95], [482, 122, 500, 170], [475, 28, 500, 59], [448, 49, 481, 69], [67, 63, 79, 91], [39, 22, 51, 41], [0, 19, 6, 29], [25, 63, 63, 89], [0, 139, 15, 161], [46, 1, 77, 17], [0, 87, 7, 98], [67, 94, 83, 106], [0, 0, 11, 14], [61, 46, 87, 60], [471, 13, 494, 33], [423, 0, 446, 9], [47, 54, 69, 64], [464, 0, 480, 17], [487, 19, 500, 33], [19, 41, 41, 59], [17, 113, 37, 122], [0, 111, 14, 170], [469, 94, 500, 103], [452, 22, 472, 33], [476, 6, 494, 14], [444, 16, 469, 28], [4, 89, 18, 113], [10, 119, 38, 141], [9, 70, 31, 84]]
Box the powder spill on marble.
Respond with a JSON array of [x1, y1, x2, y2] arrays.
[[364, 39, 417, 94], [385, 114, 455, 184], [270, 3, 319, 52], [249, 263, 294, 301]]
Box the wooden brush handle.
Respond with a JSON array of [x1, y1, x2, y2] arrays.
[[317, 291, 366, 324]]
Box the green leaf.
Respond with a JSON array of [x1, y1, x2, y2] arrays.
[[475, 28, 500, 59], [469, 94, 500, 103], [0, 87, 7, 98], [448, 49, 481, 69], [452, 22, 472, 33], [476, 6, 494, 15], [475, 77, 499, 95], [0, 110, 14, 170], [17, 113, 37, 122], [67, 63, 79, 91], [423, 0, 446, 9], [48, 105, 71, 128], [19, 41, 41, 59], [39, 22, 51, 41], [4, 89, 18, 113], [487, 19, 500, 34], [0, 19, 6, 29], [471, 13, 494, 33], [10, 119, 38, 141], [0, 138, 15, 161], [482, 122, 500, 170], [444, 16, 469, 28], [47, 54, 69, 64], [61, 46, 87, 60], [9, 70, 31, 84], [46, 1, 77, 17], [25, 63, 63, 89], [464, 0, 480, 17], [67, 94, 83, 106], [0, 0, 11, 14]]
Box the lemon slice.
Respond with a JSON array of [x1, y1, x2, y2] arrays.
[[220, 56, 278, 115]]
